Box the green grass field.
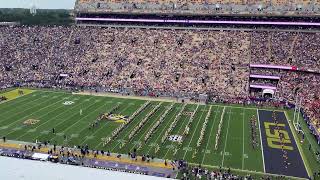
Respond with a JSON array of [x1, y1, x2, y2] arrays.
[[1, 89, 319, 179]]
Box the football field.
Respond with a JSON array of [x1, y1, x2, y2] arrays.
[[0, 89, 310, 178]]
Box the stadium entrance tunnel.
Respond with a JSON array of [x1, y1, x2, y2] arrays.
[[258, 110, 308, 178]]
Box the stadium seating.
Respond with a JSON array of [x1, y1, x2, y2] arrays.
[[75, 0, 320, 15], [0, 26, 319, 133]]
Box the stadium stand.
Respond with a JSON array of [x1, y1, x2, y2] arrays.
[[0, 26, 320, 135], [74, 0, 320, 16]]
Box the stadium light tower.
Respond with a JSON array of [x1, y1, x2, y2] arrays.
[[293, 87, 303, 132], [30, 1, 37, 16]]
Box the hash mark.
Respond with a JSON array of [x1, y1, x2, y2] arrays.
[[56, 132, 64, 136], [183, 147, 192, 151], [12, 126, 23, 131], [71, 134, 79, 138], [27, 129, 37, 133], [0, 126, 9, 130], [41, 130, 50, 134]]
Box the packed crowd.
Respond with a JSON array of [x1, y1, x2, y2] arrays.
[[76, 0, 320, 16], [251, 31, 320, 71], [0, 26, 250, 99], [180, 165, 256, 180], [277, 71, 320, 131], [0, 25, 320, 133]]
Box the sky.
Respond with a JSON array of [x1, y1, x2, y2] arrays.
[[0, 0, 76, 9]]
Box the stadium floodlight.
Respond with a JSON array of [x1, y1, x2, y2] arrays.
[[30, 4, 37, 15], [293, 88, 303, 133]]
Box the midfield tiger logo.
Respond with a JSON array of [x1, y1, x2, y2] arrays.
[[23, 119, 40, 125], [264, 122, 293, 151], [106, 114, 128, 123]]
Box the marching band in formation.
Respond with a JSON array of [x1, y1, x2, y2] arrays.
[[144, 103, 174, 143], [102, 101, 150, 146], [272, 111, 290, 169], [161, 104, 187, 144], [250, 115, 259, 149], [128, 102, 162, 141], [183, 105, 199, 137], [215, 107, 226, 150], [197, 106, 212, 147]]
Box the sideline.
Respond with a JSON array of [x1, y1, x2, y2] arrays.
[[72, 90, 279, 111], [284, 111, 312, 178], [189, 162, 308, 180], [0, 140, 174, 170], [256, 109, 266, 173], [74, 91, 177, 102]]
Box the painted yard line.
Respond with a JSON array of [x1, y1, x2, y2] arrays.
[[162, 106, 189, 159], [107, 101, 151, 152], [46, 96, 98, 141], [16, 96, 89, 140], [109, 102, 158, 152], [256, 109, 266, 173], [3, 94, 73, 137], [188, 163, 308, 180], [242, 108, 245, 170], [1, 94, 66, 131], [32, 96, 98, 141], [125, 102, 164, 151], [87, 99, 138, 149], [221, 108, 232, 167], [0, 92, 61, 121], [284, 111, 312, 178], [0, 92, 49, 122], [48, 97, 107, 141], [182, 106, 208, 160], [201, 106, 221, 164], [145, 103, 178, 155], [129, 102, 165, 152], [0, 91, 42, 111]]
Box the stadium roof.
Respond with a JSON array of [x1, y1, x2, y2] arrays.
[[0, 156, 168, 180]]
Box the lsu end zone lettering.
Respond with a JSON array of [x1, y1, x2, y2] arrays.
[[264, 122, 293, 151], [258, 110, 308, 178]]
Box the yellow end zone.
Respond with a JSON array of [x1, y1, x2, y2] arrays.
[[0, 89, 35, 101]]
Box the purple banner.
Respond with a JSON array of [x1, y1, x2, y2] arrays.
[[250, 84, 277, 90], [250, 74, 280, 80], [250, 64, 297, 70], [75, 17, 320, 26]]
